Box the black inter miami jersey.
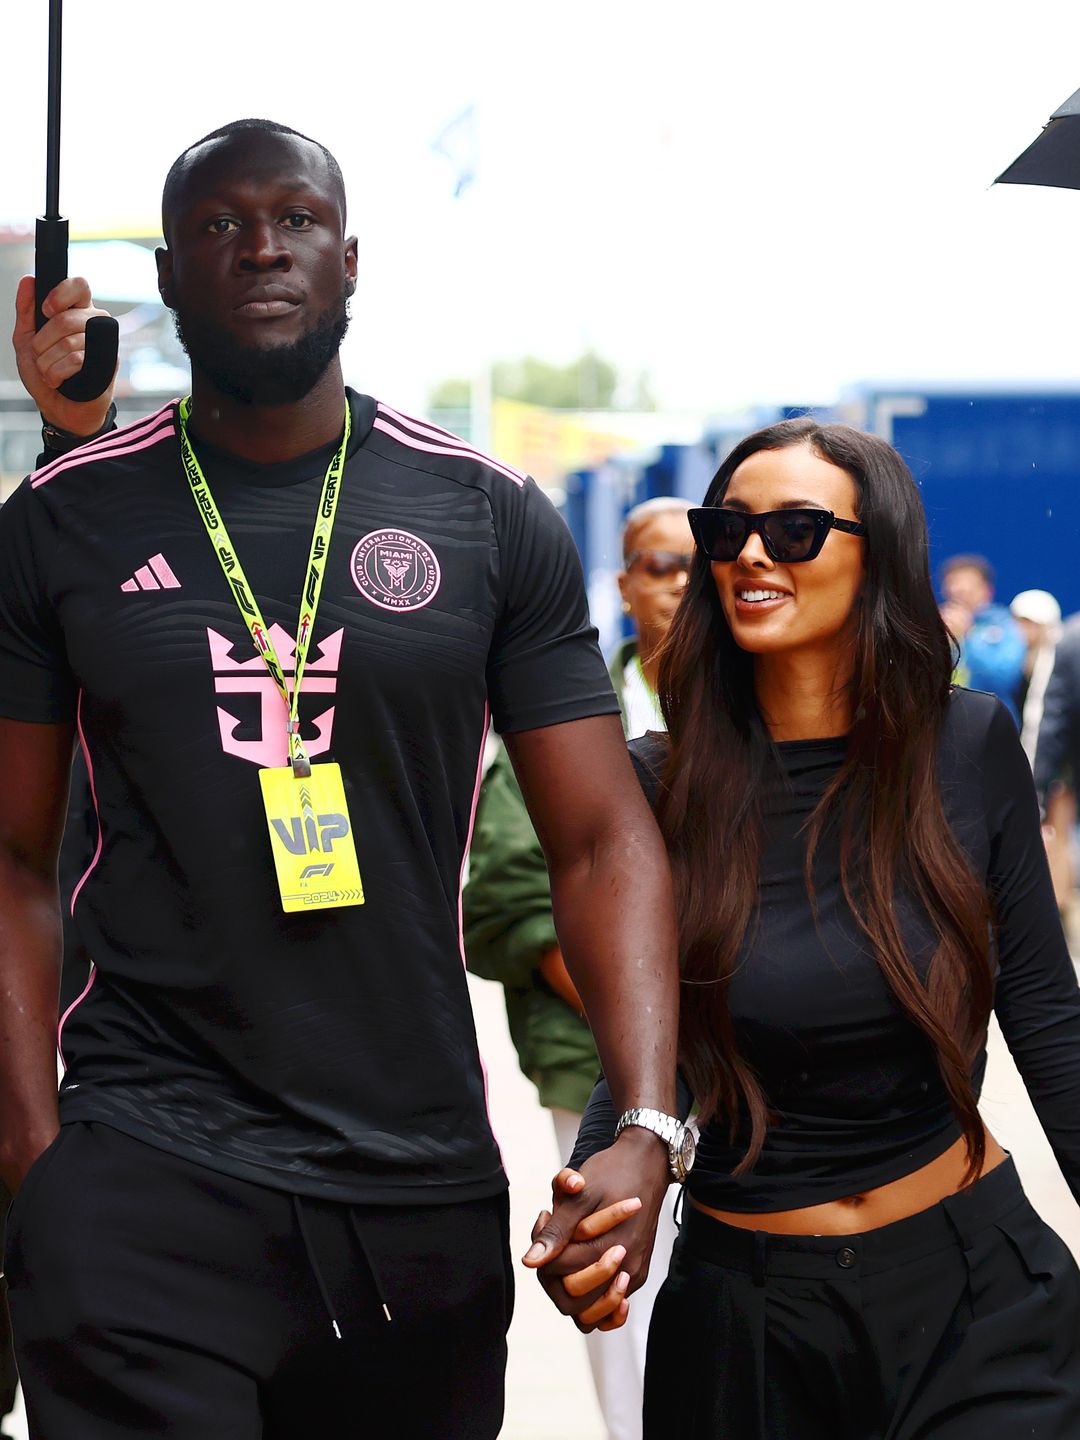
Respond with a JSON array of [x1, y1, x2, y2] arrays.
[[0, 391, 619, 1203]]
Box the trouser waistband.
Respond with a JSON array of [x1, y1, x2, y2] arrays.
[[680, 1155, 1026, 1281]]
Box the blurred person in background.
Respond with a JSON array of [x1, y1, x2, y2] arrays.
[[1012, 589, 1072, 917], [1033, 607, 1080, 926], [1034, 610, 1080, 809], [1010, 588, 1062, 764], [610, 498, 694, 735], [940, 554, 1025, 723], [464, 497, 691, 1440]]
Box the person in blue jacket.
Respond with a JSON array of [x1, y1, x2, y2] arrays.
[[940, 554, 1026, 724]]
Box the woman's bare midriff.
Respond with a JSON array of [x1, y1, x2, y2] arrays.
[[690, 1130, 1009, 1235]]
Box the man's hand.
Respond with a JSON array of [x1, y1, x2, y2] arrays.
[[13, 274, 117, 434], [522, 1129, 670, 1332]]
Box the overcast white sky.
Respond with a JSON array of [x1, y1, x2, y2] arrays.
[[4, 0, 1080, 415]]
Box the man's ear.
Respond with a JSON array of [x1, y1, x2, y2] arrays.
[[344, 236, 358, 297], [155, 247, 175, 309]]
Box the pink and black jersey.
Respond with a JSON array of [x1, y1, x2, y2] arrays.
[[0, 391, 619, 1203]]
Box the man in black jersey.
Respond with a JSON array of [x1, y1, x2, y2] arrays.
[[0, 120, 678, 1438]]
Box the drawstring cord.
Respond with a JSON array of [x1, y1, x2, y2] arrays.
[[290, 1194, 394, 1338], [349, 1209, 393, 1323], [291, 1194, 343, 1340]]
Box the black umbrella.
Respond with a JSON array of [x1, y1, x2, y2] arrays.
[[997, 86, 1080, 191], [34, 0, 118, 402]]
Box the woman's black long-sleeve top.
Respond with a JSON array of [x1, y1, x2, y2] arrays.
[[571, 688, 1080, 1211]]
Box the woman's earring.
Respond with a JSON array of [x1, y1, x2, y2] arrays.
[[622, 601, 632, 615]]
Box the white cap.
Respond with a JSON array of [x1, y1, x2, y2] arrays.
[[1010, 589, 1061, 626]]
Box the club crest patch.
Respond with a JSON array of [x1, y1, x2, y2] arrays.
[[351, 528, 441, 612]]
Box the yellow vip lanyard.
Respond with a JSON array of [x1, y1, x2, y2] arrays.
[[177, 395, 351, 777]]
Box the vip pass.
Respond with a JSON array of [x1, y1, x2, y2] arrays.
[[178, 397, 363, 913]]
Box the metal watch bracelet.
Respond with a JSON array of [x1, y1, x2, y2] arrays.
[[615, 1106, 697, 1182]]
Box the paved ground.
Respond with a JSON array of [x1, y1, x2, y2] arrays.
[[8, 982, 1080, 1440]]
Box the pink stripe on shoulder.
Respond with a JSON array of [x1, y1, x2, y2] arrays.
[[377, 400, 477, 449], [31, 404, 175, 484], [372, 416, 525, 489], [377, 401, 528, 482], [32, 403, 177, 487]]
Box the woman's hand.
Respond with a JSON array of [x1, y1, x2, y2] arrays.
[[522, 1131, 670, 1332], [534, 1178, 644, 1330]]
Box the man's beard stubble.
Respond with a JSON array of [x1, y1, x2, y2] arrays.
[[172, 291, 350, 406]]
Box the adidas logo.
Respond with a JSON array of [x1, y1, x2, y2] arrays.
[[121, 553, 181, 592]]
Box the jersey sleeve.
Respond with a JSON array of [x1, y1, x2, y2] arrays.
[[983, 695, 1080, 1202], [485, 478, 619, 733], [0, 479, 77, 722]]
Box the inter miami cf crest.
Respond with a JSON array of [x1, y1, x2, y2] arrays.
[[350, 528, 441, 612]]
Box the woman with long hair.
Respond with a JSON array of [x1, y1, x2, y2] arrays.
[[530, 417, 1080, 1437]]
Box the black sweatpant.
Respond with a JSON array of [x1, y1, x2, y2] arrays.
[[5, 1121, 513, 1439], [0, 1179, 17, 1424], [645, 1158, 1080, 1438]]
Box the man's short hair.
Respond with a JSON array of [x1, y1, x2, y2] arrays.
[[941, 553, 995, 587], [161, 119, 346, 238], [621, 497, 694, 561]]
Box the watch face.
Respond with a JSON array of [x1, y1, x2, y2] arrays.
[[679, 1129, 697, 1173]]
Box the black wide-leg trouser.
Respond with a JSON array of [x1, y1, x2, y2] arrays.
[[5, 1121, 513, 1440], [645, 1158, 1080, 1439]]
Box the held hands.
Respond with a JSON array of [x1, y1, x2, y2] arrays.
[[522, 1130, 670, 1333], [13, 275, 117, 435]]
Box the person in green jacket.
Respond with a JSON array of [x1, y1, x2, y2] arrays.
[[464, 497, 692, 1440]]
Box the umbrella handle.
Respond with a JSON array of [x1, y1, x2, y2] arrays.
[[35, 214, 119, 403]]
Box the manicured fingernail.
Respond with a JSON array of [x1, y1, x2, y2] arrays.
[[566, 1173, 585, 1190], [607, 1245, 627, 1264], [523, 1242, 547, 1264], [616, 1271, 630, 1293]]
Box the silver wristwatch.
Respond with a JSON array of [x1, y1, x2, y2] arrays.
[[615, 1106, 696, 1182]]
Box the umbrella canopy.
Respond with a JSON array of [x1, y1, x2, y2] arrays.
[[998, 87, 1080, 190]]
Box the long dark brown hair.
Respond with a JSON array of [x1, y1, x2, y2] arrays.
[[657, 417, 993, 1179]]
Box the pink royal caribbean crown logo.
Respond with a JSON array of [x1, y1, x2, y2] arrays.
[[351, 528, 441, 612]]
